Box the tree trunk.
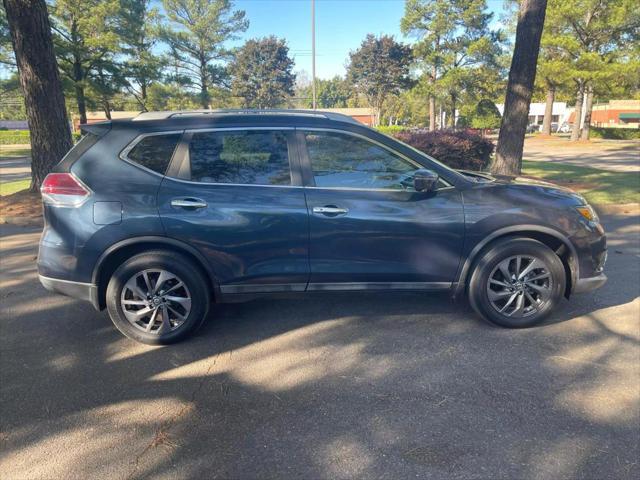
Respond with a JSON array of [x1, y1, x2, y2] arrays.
[[3, 0, 72, 192], [75, 83, 87, 124], [541, 85, 555, 135], [570, 84, 584, 141], [428, 95, 436, 131], [450, 94, 457, 130], [580, 85, 594, 141], [103, 100, 111, 120], [492, 0, 548, 177], [199, 58, 210, 109], [140, 82, 148, 111]]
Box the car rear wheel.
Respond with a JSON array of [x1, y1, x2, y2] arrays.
[[106, 250, 210, 344], [468, 237, 565, 328]]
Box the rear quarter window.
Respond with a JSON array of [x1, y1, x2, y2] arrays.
[[125, 133, 182, 175]]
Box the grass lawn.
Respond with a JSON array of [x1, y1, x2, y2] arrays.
[[0, 179, 31, 196], [0, 146, 31, 158], [522, 160, 640, 205]]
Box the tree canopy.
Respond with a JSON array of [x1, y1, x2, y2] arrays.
[[346, 34, 412, 125], [49, 0, 122, 123], [229, 36, 296, 109], [401, 0, 504, 129], [161, 0, 248, 108]]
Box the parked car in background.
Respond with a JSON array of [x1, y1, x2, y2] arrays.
[[38, 110, 607, 344], [526, 123, 539, 133], [558, 123, 571, 133]]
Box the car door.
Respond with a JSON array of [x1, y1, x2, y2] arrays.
[[157, 127, 310, 294], [298, 128, 465, 290]]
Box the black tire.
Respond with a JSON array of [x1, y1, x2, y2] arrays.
[[106, 250, 210, 345], [468, 237, 565, 328]]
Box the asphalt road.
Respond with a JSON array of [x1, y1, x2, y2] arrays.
[[523, 139, 640, 172], [0, 156, 31, 184], [1, 213, 639, 480]]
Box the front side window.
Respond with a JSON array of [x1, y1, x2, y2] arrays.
[[304, 131, 418, 190], [126, 133, 181, 174], [189, 130, 291, 185]]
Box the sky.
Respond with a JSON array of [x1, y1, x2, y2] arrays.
[[0, 0, 508, 81], [232, 0, 508, 80]]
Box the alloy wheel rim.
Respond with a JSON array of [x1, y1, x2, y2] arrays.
[[120, 269, 191, 334], [486, 255, 553, 318]]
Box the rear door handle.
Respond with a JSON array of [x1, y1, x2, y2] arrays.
[[312, 205, 349, 216], [171, 198, 208, 209]]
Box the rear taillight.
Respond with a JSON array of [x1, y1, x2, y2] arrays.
[[41, 173, 91, 206]]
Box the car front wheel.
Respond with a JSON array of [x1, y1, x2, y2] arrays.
[[106, 250, 210, 344], [468, 237, 566, 328]]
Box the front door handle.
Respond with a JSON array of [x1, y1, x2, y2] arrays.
[[171, 198, 208, 209], [312, 205, 349, 216]]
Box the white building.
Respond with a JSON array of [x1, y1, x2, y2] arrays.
[[496, 102, 569, 126]]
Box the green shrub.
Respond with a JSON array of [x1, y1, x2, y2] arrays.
[[376, 125, 408, 136], [589, 127, 640, 140], [0, 130, 83, 145], [0, 130, 30, 145]]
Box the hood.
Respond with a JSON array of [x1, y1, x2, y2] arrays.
[[456, 169, 588, 205]]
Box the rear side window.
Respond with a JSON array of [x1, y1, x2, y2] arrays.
[[126, 133, 181, 174], [188, 130, 291, 185]]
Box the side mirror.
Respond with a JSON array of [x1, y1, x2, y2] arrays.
[[413, 169, 439, 193]]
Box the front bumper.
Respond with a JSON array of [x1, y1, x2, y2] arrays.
[[573, 273, 607, 294], [39, 275, 100, 309]]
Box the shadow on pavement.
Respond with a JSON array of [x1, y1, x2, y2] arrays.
[[0, 214, 638, 479]]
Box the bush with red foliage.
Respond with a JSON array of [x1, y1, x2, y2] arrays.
[[393, 129, 494, 171]]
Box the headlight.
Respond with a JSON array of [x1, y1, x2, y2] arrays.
[[575, 205, 599, 223]]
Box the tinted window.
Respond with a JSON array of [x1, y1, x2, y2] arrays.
[[189, 130, 291, 185], [127, 133, 181, 174], [304, 131, 417, 189]]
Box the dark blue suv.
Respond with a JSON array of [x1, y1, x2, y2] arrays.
[[38, 110, 607, 344]]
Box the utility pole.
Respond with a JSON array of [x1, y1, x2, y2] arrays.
[[311, 0, 317, 109]]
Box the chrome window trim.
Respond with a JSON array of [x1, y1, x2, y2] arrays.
[[119, 130, 185, 178], [304, 185, 455, 193], [158, 175, 455, 192], [161, 175, 305, 189], [299, 127, 454, 190], [118, 126, 455, 192]]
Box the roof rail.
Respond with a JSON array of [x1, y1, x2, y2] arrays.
[[131, 108, 362, 125]]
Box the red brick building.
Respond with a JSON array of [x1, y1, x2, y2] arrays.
[[567, 100, 640, 128]]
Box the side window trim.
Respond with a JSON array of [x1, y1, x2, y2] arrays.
[[119, 130, 185, 177], [297, 127, 452, 191], [173, 127, 302, 187]]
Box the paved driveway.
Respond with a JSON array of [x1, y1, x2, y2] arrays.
[[523, 138, 640, 172], [0, 156, 31, 184], [1, 214, 639, 480]]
